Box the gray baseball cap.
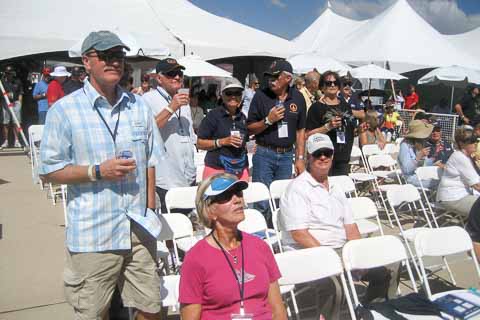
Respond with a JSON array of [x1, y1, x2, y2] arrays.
[[81, 30, 130, 55]]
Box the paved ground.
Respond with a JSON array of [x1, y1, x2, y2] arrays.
[[0, 149, 477, 320]]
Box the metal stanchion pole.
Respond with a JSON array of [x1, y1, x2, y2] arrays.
[[0, 79, 29, 151]]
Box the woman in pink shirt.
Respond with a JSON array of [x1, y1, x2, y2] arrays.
[[179, 173, 287, 320]]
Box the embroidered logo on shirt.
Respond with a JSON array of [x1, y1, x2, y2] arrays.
[[235, 270, 256, 284], [289, 103, 298, 113]]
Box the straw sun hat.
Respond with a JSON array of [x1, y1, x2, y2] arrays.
[[405, 120, 433, 139]]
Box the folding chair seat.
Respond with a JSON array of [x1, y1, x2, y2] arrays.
[[276, 247, 355, 320], [414, 226, 480, 300], [269, 179, 293, 252]]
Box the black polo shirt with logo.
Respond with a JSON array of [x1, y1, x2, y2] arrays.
[[197, 105, 249, 169], [247, 86, 306, 148]]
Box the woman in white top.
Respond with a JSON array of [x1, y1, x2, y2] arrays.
[[437, 127, 480, 261], [190, 93, 205, 134]]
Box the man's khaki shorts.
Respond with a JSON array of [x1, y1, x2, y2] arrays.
[[64, 223, 161, 319]]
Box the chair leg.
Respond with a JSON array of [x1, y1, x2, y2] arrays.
[[443, 256, 457, 286], [290, 291, 299, 316]]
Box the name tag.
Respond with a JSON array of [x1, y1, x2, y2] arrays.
[[336, 130, 346, 144], [231, 313, 253, 320], [278, 121, 288, 138]]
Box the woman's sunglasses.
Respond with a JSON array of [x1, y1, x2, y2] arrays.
[[210, 188, 244, 204], [163, 69, 184, 78], [224, 90, 243, 97], [324, 80, 339, 87]]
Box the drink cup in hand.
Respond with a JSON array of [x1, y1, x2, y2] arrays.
[[115, 142, 136, 179], [178, 88, 189, 96]]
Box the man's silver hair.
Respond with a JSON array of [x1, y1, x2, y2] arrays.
[[282, 71, 294, 87]]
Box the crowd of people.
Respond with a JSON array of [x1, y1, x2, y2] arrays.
[[4, 28, 474, 319]]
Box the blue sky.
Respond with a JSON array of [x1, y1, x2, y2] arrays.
[[190, 0, 480, 39]]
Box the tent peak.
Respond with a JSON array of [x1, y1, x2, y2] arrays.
[[327, 1, 332, 9]]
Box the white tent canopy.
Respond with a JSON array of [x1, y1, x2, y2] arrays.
[[177, 55, 232, 78], [418, 65, 480, 87], [351, 64, 407, 80], [292, 1, 367, 55], [0, 0, 293, 61], [287, 53, 351, 75], [445, 27, 480, 63], [330, 0, 480, 73]]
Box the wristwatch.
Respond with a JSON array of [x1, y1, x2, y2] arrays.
[[297, 155, 305, 161], [264, 116, 273, 126], [95, 164, 102, 180]]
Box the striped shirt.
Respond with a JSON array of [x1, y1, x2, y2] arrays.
[[39, 80, 165, 252]]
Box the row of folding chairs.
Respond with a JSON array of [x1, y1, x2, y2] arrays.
[[29, 125, 69, 226], [155, 226, 480, 319]]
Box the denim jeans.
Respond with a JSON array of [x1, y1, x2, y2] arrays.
[[252, 145, 293, 226]]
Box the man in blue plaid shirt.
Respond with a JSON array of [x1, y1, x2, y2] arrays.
[[40, 31, 164, 320]]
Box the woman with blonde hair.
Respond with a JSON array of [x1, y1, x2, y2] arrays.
[[179, 173, 287, 320], [359, 111, 386, 149]]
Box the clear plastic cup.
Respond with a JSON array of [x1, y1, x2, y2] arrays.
[[115, 142, 136, 179]]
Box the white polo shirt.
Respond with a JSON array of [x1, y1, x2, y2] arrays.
[[437, 150, 480, 202], [279, 171, 355, 249]]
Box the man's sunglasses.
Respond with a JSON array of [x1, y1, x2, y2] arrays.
[[210, 188, 243, 204], [224, 90, 243, 97], [162, 69, 184, 78], [86, 50, 126, 62], [343, 82, 353, 87], [312, 149, 334, 158], [325, 80, 339, 87]]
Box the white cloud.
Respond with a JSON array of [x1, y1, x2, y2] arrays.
[[328, 0, 480, 34], [271, 0, 287, 9]]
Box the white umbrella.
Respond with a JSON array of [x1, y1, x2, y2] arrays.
[[177, 55, 232, 78], [418, 65, 480, 110], [68, 29, 170, 57], [287, 53, 351, 75], [350, 64, 407, 80]]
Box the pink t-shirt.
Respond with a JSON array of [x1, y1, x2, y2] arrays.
[[179, 232, 281, 320]]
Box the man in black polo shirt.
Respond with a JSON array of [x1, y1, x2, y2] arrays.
[[247, 60, 306, 225], [455, 85, 479, 126]]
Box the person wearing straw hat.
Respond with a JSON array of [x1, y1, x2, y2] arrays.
[[397, 120, 436, 188], [39, 30, 164, 320], [47, 65, 71, 107], [179, 173, 287, 320]]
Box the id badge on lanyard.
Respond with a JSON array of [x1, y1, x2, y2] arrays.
[[231, 308, 254, 320], [278, 121, 288, 138], [336, 130, 346, 144]]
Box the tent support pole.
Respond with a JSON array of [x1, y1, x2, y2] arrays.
[[390, 79, 396, 101], [368, 78, 372, 100], [450, 86, 455, 113]]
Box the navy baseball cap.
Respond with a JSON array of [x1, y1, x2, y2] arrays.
[[264, 60, 293, 76], [81, 31, 130, 55], [203, 176, 248, 200], [155, 58, 185, 74]]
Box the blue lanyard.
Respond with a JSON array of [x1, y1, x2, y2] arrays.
[[83, 88, 121, 143]]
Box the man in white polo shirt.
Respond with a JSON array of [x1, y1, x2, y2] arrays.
[[280, 133, 399, 320]]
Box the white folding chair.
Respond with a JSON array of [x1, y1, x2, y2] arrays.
[[329, 175, 358, 197], [238, 208, 274, 252], [381, 143, 399, 155], [165, 186, 198, 214], [348, 197, 384, 236], [28, 125, 44, 187], [415, 226, 480, 300], [243, 181, 271, 205], [276, 247, 355, 320], [342, 235, 418, 320], [368, 154, 403, 183], [269, 179, 293, 253], [162, 213, 196, 272], [349, 145, 363, 173]]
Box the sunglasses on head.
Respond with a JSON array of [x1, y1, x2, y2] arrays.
[[86, 50, 126, 62], [325, 80, 339, 87], [224, 90, 243, 97], [162, 69, 184, 78], [210, 188, 243, 204], [312, 149, 334, 158]]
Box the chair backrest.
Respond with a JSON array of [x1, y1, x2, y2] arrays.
[[382, 143, 398, 155], [165, 186, 198, 213], [276, 247, 345, 285], [368, 154, 397, 170], [414, 226, 480, 299], [243, 182, 270, 204], [329, 175, 357, 196], [29, 125, 44, 143], [269, 179, 292, 202], [347, 197, 378, 220], [415, 166, 442, 182], [386, 184, 421, 207], [362, 144, 382, 157], [238, 208, 273, 251], [350, 145, 362, 158], [160, 275, 180, 308], [342, 235, 417, 307], [161, 213, 194, 239]]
